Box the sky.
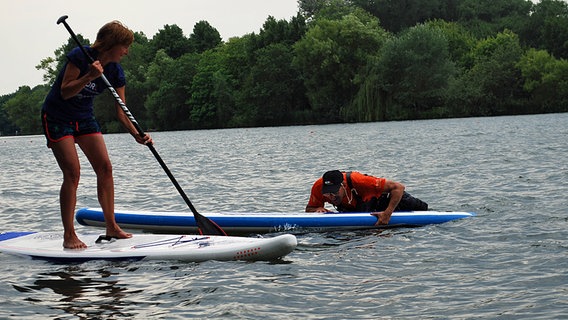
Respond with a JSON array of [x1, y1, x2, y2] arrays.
[[0, 0, 299, 96]]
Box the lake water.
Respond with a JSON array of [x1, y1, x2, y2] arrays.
[[0, 113, 566, 319]]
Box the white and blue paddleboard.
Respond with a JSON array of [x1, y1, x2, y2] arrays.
[[0, 231, 297, 263], [76, 208, 476, 235]]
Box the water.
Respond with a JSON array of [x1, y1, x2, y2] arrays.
[[0, 113, 566, 319]]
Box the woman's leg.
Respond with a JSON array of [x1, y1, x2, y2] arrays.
[[77, 134, 131, 239], [50, 138, 87, 249]]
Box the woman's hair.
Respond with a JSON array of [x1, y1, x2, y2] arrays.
[[92, 21, 134, 52]]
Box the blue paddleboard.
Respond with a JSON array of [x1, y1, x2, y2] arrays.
[[76, 208, 475, 235]]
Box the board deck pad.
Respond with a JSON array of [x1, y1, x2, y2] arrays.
[[76, 208, 476, 235], [0, 231, 297, 263]]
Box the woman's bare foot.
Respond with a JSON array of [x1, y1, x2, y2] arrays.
[[106, 225, 132, 239], [63, 235, 87, 249], [109, 230, 132, 239]]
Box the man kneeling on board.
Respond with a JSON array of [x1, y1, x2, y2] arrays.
[[306, 170, 428, 225]]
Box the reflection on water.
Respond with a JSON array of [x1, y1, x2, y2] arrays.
[[6, 261, 215, 319], [16, 264, 136, 318]]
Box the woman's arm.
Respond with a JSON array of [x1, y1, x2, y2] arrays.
[[60, 61, 103, 100], [114, 86, 152, 145]]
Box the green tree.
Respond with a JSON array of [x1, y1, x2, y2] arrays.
[[517, 48, 568, 112], [233, 15, 309, 126], [298, 0, 354, 20], [149, 24, 191, 59], [426, 19, 478, 70], [523, 0, 568, 59], [351, 0, 452, 33], [189, 20, 222, 53], [0, 93, 18, 135], [2, 85, 48, 134], [352, 23, 454, 121], [36, 34, 90, 86], [145, 50, 199, 130], [240, 43, 307, 126], [446, 29, 524, 116], [216, 36, 253, 128], [298, 0, 329, 18], [250, 15, 307, 49], [293, 12, 388, 122], [188, 50, 230, 129], [457, 0, 532, 38]]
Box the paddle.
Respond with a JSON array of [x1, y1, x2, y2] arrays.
[[56, 15, 227, 236]]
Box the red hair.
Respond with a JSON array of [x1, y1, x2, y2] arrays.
[[92, 21, 134, 52]]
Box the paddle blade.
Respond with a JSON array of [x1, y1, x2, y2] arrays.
[[195, 213, 227, 236]]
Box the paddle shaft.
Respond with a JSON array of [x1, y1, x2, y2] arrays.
[[56, 15, 226, 236]]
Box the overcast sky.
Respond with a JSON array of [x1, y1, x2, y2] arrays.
[[0, 0, 299, 96]]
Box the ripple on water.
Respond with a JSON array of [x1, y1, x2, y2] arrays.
[[1, 114, 567, 319]]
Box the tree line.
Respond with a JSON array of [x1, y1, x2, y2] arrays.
[[1, 0, 568, 136]]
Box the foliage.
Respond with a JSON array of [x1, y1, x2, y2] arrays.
[[293, 12, 388, 122], [238, 15, 309, 127], [350, 23, 455, 121], [2, 0, 568, 135], [144, 50, 199, 130], [149, 24, 191, 59], [188, 50, 226, 128], [189, 21, 222, 53], [2, 85, 48, 134], [241, 43, 302, 126], [0, 92, 18, 135], [526, 0, 568, 59], [36, 34, 90, 86], [456, 0, 532, 38], [445, 29, 525, 116], [517, 49, 568, 111], [351, 0, 452, 33]]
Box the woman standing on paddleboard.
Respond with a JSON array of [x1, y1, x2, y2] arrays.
[[41, 21, 152, 249]]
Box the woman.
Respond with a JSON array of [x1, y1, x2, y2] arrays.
[[41, 21, 151, 249]]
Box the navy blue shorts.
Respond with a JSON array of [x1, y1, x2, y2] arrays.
[[41, 111, 102, 147]]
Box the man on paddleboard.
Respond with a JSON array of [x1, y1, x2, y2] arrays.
[[41, 21, 152, 249], [306, 170, 428, 225]]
